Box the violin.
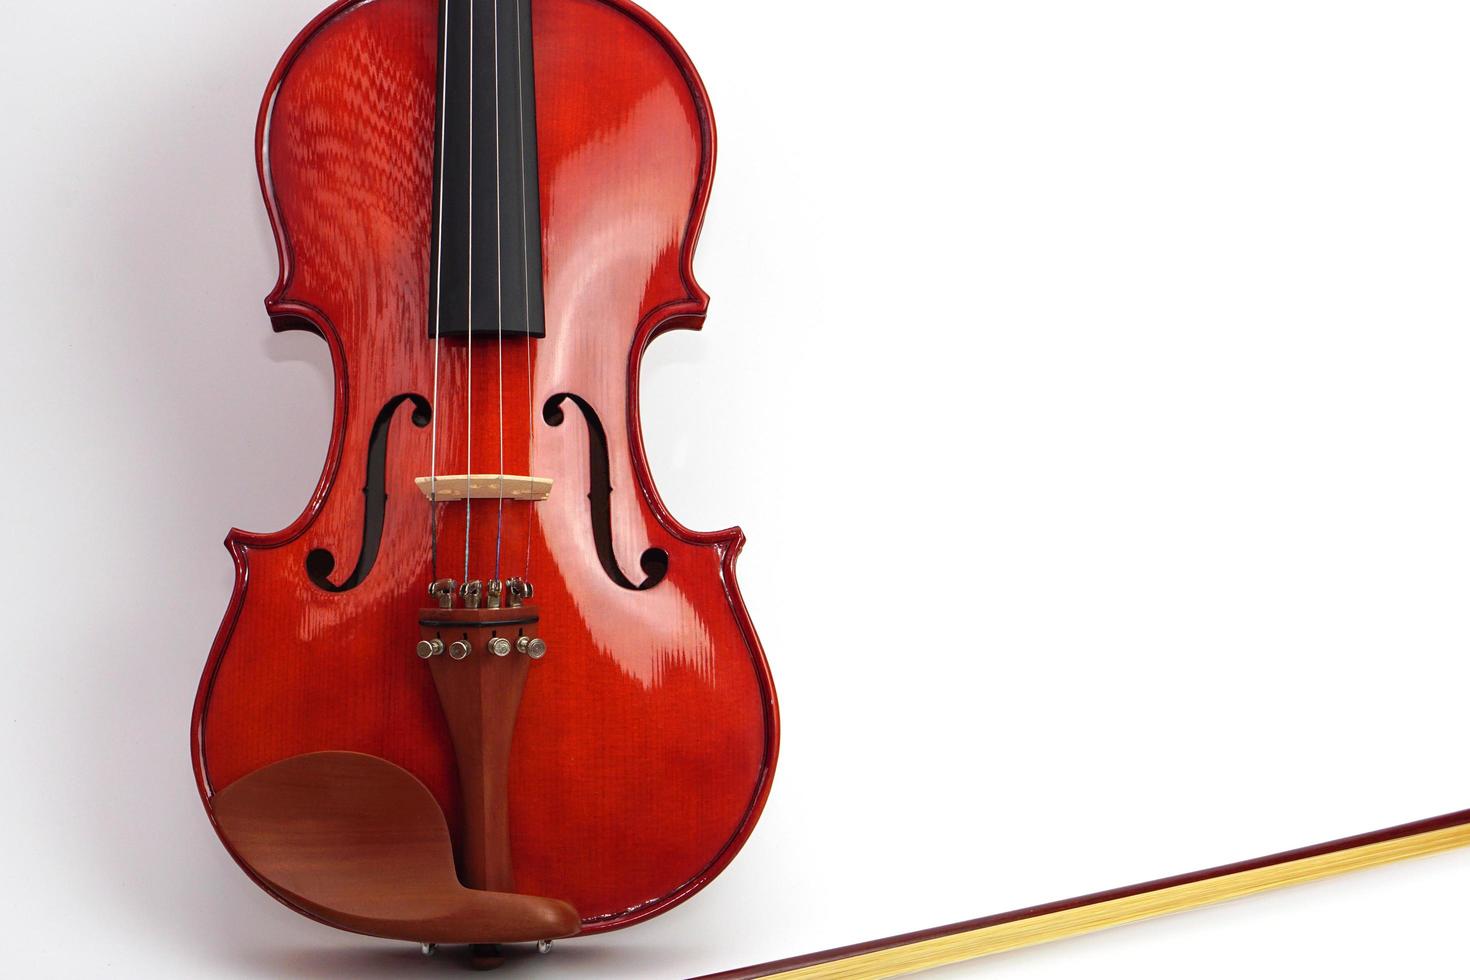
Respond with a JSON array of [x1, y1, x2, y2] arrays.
[[191, 0, 778, 962]]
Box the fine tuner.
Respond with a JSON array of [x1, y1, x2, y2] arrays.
[[417, 578, 549, 663], [416, 635, 546, 661], [429, 578, 535, 611]]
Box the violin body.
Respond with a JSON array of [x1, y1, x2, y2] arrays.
[[192, 0, 778, 936]]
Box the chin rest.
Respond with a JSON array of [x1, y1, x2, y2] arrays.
[[211, 751, 580, 945]]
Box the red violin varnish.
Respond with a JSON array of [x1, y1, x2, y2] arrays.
[[191, 0, 778, 954]]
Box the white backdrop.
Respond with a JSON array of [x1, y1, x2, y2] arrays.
[[2, 0, 1469, 976]]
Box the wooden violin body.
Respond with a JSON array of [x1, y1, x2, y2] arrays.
[[192, 0, 778, 940]]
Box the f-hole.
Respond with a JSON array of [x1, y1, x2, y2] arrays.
[[306, 394, 432, 593], [544, 393, 669, 591]]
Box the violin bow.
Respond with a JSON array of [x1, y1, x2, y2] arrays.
[[699, 808, 1470, 979]]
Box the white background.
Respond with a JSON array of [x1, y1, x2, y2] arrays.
[[3, 0, 1469, 976]]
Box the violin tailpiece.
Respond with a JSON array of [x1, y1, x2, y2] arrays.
[[416, 598, 549, 892]]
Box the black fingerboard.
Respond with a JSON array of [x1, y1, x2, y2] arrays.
[[428, 0, 546, 341]]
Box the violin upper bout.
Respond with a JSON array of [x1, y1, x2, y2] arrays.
[[256, 0, 441, 331]]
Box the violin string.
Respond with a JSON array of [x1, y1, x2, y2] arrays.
[[493, 0, 507, 586], [429, 0, 452, 581], [464, 0, 476, 586], [516, 0, 534, 582]]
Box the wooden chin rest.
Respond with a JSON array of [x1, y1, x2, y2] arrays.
[[211, 751, 580, 945]]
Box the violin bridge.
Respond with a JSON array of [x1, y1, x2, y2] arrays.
[[415, 475, 553, 503]]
